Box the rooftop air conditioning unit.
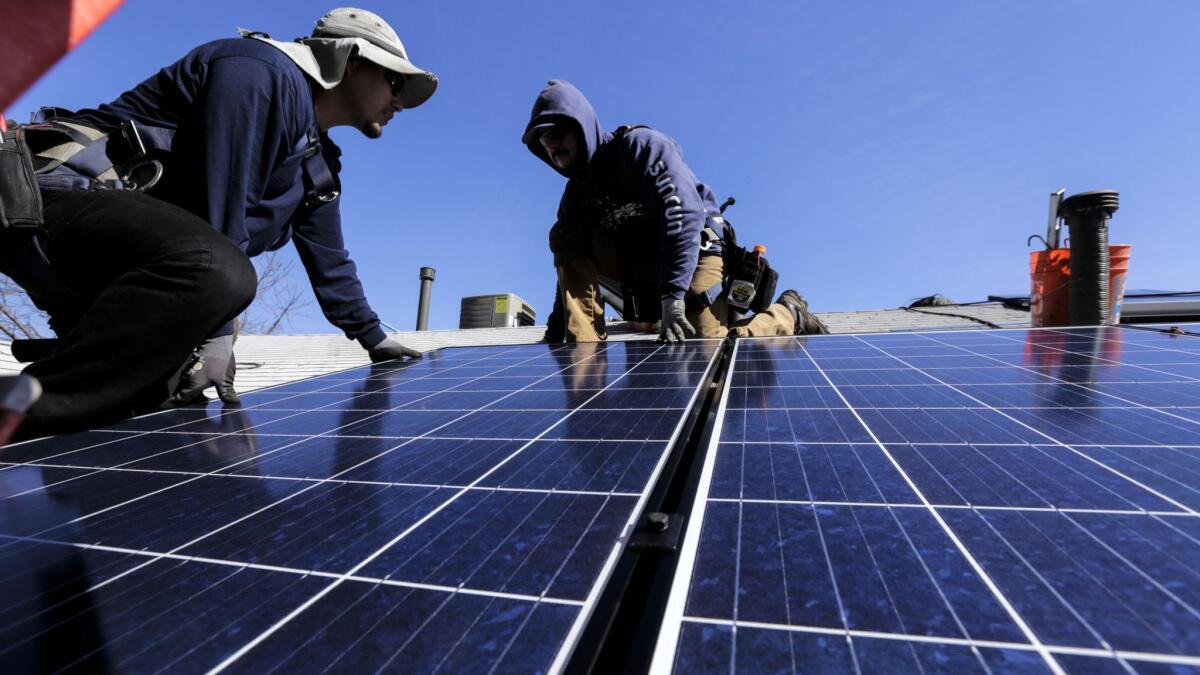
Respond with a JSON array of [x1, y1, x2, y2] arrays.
[[459, 293, 536, 329]]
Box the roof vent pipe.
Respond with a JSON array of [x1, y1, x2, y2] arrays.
[[1059, 190, 1119, 326], [416, 267, 435, 331]]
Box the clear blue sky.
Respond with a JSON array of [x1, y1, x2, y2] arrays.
[[9, 0, 1199, 333]]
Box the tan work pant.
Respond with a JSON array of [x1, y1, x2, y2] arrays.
[[557, 250, 795, 342]]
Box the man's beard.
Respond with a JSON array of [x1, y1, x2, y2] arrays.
[[360, 122, 383, 139]]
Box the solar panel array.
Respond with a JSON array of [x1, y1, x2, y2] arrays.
[[0, 340, 720, 673], [653, 326, 1200, 674], [4, 324, 1200, 674]]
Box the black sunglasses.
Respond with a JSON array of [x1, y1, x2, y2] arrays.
[[539, 125, 568, 144], [386, 71, 406, 98]]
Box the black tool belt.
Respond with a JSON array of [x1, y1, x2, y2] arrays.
[[697, 212, 779, 314], [0, 125, 45, 229], [19, 108, 173, 197], [723, 244, 778, 313]]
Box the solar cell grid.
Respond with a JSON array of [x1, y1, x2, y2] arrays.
[[653, 327, 1200, 674], [7, 326, 1200, 673], [1, 339, 722, 673]]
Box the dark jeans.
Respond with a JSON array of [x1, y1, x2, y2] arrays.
[[0, 190, 256, 438]]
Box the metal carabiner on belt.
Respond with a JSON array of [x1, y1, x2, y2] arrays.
[[122, 159, 164, 192]]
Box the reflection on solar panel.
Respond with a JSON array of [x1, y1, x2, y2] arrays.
[[653, 326, 1200, 674], [5, 326, 1200, 673], [0, 340, 720, 672]]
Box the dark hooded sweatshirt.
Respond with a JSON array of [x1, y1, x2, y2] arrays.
[[60, 37, 386, 347], [523, 80, 722, 301]]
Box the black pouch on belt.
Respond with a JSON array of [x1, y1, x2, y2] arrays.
[[0, 127, 45, 229], [725, 244, 779, 313], [750, 264, 779, 313]]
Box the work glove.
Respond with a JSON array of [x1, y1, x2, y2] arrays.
[[167, 335, 239, 406], [368, 337, 422, 363], [658, 297, 696, 343]]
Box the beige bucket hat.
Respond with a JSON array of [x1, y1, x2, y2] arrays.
[[244, 7, 438, 108]]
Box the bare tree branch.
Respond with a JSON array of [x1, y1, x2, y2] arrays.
[[235, 250, 313, 336], [0, 277, 46, 341], [262, 287, 304, 335]]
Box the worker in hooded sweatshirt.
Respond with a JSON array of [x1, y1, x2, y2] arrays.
[[0, 8, 431, 439], [522, 80, 828, 344]]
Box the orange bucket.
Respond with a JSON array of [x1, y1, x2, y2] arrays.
[[1030, 249, 1072, 327], [1029, 245, 1132, 327], [1108, 244, 1132, 323]]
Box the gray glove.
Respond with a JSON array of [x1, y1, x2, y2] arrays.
[[658, 297, 696, 343], [167, 335, 239, 406], [368, 337, 423, 363]]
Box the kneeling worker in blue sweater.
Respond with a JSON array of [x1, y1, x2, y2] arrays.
[[1, 8, 431, 438], [523, 80, 828, 343]]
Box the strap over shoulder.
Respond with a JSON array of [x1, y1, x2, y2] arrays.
[[300, 127, 339, 206], [611, 124, 652, 140]]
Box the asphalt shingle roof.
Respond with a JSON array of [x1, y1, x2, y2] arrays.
[[0, 303, 1031, 393]]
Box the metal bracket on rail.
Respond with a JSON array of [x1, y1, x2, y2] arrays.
[[628, 512, 686, 553]]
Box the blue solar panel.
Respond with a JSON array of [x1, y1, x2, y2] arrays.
[[653, 326, 1200, 674], [0, 340, 721, 672]]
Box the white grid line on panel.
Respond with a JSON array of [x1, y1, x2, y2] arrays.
[[704, 497, 1196, 517], [0, 533, 587, 607], [678, 617, 1200, 667], [0, 461, 644, 499]]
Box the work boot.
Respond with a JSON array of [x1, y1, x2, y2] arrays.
[[777, 290, 829, 335], [10, 338, 60, 363]]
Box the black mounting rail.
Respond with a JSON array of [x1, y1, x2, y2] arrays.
[[565, 336, 736, 674]]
